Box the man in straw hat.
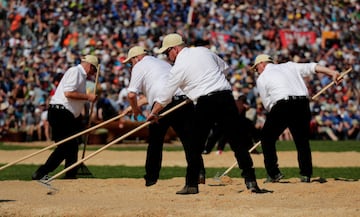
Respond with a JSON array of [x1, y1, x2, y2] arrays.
[[253, 54, 341, 183], [148, 33, 265, 194], [32, 55, 98, 180], [122, 46, 205, 188]]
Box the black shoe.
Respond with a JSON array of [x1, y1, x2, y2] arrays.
[[198, 173, 206, 184], [145, 180, 157, 187], [300, 176, 311, 183], [176, 185, 199, 195], [246, 181, 273, 194], [264, 173, 285, 183], [32, 169, 47, 180], [245, 181, 262, 193]]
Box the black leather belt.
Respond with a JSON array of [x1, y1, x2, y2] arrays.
[[49, 104, 66, 110], [203, 89, 231, 97], [172, 95, 188, 101], [276, 96, 308, 104]]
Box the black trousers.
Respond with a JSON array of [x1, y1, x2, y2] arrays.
[[189, 91, 256, 186], [261, 98, 312, 177], [145, 97, 205, 183], [37, 107, 83, 177]]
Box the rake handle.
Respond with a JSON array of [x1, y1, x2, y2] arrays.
[[311, 67, 352, 100], [220, 141, 261, 177], [81, 64, 101, 159]]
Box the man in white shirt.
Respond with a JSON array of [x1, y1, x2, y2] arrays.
[[122, 46, 205, 188], [32, 55, 98, 180], [254, 54, 341, 183], [148, 33, 264, 194]]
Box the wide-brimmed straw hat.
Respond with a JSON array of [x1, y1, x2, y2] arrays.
[[157, 33, 184, 54], [251, 54, 273, 69], [122, 46, 147, 63], [81, 55, 99, 71]]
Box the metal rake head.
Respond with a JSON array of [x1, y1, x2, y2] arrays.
[[213, 172, 233, 184], [76, 163, 94, 178], [37, 175, 59, 194]]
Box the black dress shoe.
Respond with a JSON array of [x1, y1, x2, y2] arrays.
[[145, 180, 157, 187], [264, 173, 285, 183], [176, 185, 199, 195], [246, 181, 262, 193], [246, 181, 273, 194], [32, 170, 47, 180]]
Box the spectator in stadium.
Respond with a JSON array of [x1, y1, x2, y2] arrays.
[[0, 0, 358, 143]]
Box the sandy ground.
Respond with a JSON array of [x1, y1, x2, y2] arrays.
[[0, 142, 360, 217]]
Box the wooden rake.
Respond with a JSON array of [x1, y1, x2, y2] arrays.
[[77, 61, 101, 177]]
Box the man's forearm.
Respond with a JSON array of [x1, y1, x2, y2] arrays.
[[150, 102, 164, 116], [64, 91, 89, 100]]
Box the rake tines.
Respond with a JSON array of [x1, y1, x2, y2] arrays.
[[76, 163, 94, 178]]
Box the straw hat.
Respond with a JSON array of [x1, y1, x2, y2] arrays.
[[251, 54, 273, 69], [122, 46, 147, 63], [157, 33, 184, 54], [81, 55, 99, 71]]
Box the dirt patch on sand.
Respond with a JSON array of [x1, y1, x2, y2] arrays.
[[0, 142, 359, 217]]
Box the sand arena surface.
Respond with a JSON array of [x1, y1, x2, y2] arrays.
[[0, 142, 360, 217]]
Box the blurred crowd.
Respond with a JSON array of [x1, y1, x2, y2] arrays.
[[0, 0, 359, 141]]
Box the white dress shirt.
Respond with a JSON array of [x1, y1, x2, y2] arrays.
[[50, 65, 87, 117], [127, 56, 183, 106], [256, 61, 316, 111], [155, 46, 231, 105]]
